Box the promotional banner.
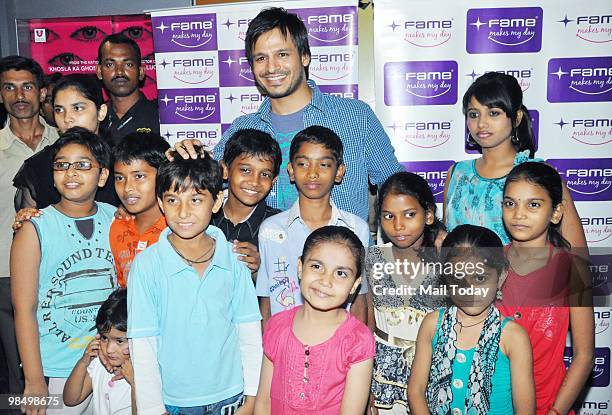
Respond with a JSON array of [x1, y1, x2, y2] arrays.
[[151, 0, 358, 147], [23, 15, 157, 99], [374, 0, 612, 411]]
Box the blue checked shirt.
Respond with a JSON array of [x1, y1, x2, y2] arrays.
[[213, 81, 404, 221]]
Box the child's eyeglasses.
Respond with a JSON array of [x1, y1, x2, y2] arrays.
[[52, 161, 99, 171]]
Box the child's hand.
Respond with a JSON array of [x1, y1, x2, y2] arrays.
[[119, 357, 134, 386], [12, 207, 42, 231], [114, 205, 135, 221], [368, 394, 379, 415], [233, 241, 260, 273], [80, 335, 100, 365]]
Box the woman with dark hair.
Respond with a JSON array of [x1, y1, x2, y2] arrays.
[[13, 74, 118, 210], [443, 72, 585, 248]]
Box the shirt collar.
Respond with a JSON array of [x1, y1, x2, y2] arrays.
[[285, 199, 356, 232], [106, 93, 147, 121], [257, 80, 326, 121], [159, 225, 234, 277], [0, 116, 58, 151]]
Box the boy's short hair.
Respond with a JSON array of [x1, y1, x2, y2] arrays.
[[223, 129, 282, 178], [113, 131, 170, 170], [95, 289, 127, 334], [289, 125, 344, 165], [156, 146, 223, 199], [0, 55, 45, 89], [52, 127, 112, 169], [97, 33, 141, 66]]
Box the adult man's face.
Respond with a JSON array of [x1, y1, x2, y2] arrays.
[[251, 28, 310, 99], [0, 70, 44, 120], [96, 42, 144, 98]]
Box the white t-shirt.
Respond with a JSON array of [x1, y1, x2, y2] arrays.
[[87, 358, 132, 414]]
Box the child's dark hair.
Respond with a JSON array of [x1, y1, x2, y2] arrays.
[[223, 129, 282, 178], [95, 289, 127, 334], [463, 72, 535, 158], [301, 226, 364, 279], [52, 74, 104, 109], [289, 126, 343, 164], [156, 146, 223, 199], [98, 33, 141, 66], [113, 131, 170, 170], [377, 172, 446, 260], [441, 224, 508, 280], [245, 7, 311, 77], [505, 162, 570, 249], [52, 127, 111, 169]]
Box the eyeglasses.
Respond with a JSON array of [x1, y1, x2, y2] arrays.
[[52, 161, 100, 171]]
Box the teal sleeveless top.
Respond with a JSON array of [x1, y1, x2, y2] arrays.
[[32, 203, 116, 377], [432, 311, 514, 415], [445, 150, 539, 244]]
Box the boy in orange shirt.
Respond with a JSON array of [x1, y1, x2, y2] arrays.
[[110, 131, 169, 286]]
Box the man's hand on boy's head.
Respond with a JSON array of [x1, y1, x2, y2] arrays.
[[12, 207, 43, 231], [233, 241, 260, 273], [80, 335, 100, 366], [165, 139, 206, 161]]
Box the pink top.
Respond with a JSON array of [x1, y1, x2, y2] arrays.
[[498, 245, 573, 415], [263, 306, 375, 414]]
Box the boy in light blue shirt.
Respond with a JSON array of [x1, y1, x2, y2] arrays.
[[256, 126, 370, 326], [127, 148, 262, 415]]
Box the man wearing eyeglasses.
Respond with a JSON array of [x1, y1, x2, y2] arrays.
[[0, 55, 58, 404]]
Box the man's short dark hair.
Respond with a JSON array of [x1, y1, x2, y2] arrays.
[[113, 131, 170, 170], [0, 55, 45, 89], [223, 129, 282, 178], [289, 125, 344, 165], [97, 33, 141, 66], [52, 127, 112, 169], [245, 7, 311, 76], [156, 146, 223, 200]]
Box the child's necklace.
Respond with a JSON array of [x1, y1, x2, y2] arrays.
[[168, 238, 215, 266], [456, 315, 488, 333]]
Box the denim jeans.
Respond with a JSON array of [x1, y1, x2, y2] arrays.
[[165, 393, 244, 415]]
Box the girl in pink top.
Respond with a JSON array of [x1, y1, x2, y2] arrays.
[[498, 162, 594, 415], [255, 226, 375, 415]]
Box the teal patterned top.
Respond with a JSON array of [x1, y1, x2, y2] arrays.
[[445, 150, 539, 244]]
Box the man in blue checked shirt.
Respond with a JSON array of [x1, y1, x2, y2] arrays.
[[175, 7, 403, 222]]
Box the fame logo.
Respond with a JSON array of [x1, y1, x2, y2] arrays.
[[388, 119, 452, 149], [292, 6, 358, 46], [384, 60, 458, 106], [557, 13, 612, 44], [318, 84, 358, 100], [387, 18, 453, 47], [554, 116, 612, 146], [466, 7, 543, 53], [224, 92, 265, 116], [401, 160, 454, 203], [218, 50, 254, 87], [309, 49, 356, 81], [157, 55, 216, 85], [590, 254, 611, 297], [547, 57, 612, 103], [153, 14, 217, 52], [158, 88, 220, 124], [547, 158, 612, 202]]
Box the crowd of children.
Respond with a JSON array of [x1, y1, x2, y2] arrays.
[[6, 68, 595, 415]]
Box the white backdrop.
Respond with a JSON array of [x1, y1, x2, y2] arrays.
[[374, 0, 612, 412]]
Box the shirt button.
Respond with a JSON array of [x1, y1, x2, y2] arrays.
[[514, 311, 522, 319], [452, 379, 464, 389], [456, 353, 466, 364], [299, 392, 305, 399], [452, 408, 462, 415]]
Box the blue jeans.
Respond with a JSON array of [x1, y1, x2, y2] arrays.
[[166, 393, 244, 415]]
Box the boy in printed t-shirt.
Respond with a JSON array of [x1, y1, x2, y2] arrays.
[[109, 131, 170, 287], [127, 148, 262, 414], [256, 126, 370, 327], [211, 129, 281, 278]]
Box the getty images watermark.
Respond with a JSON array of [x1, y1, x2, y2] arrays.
[[370, 258, 489, 298]]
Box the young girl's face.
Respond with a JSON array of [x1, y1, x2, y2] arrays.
[[502, 179, 562, 247], [380, 193, 433, 251], [53, 86, 107, 134], [99, 327, 129, 368], [465, 97, 516, 150], [298, 241, 361, 312], [447, 255, 500, 316], [53, 143, 109, 203]]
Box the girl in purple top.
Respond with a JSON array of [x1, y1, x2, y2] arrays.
[[255, 226, 375, 415]]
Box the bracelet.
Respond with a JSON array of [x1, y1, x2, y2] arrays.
[[549, 407, 562, 415]]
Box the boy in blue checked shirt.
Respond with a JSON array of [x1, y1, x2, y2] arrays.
[[256, 126, 370, 326], [127, 148, 262, 415]]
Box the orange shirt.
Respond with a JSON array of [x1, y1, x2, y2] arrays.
[[109, 215, 166, 287]]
